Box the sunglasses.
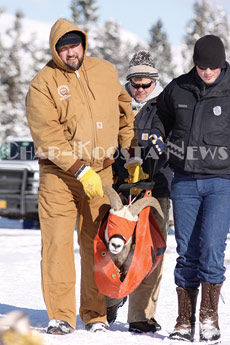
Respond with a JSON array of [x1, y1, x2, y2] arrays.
[[197, 66, 218, 70], [130, 80, 154, 89]]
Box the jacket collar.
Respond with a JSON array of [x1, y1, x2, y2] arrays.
[[178, 62, 230, 99]]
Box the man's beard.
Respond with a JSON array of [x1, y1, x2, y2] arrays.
[[66, 55, 84, 71]]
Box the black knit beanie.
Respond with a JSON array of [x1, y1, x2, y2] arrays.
[[193, 35, 226, 69], [56, 31, 84, 49], [126, 50, 159, 80]]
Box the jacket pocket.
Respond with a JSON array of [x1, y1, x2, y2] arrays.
[[203, 133, 230, 147]]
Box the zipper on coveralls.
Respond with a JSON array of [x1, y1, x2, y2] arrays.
[[75, 70, 96, 165]]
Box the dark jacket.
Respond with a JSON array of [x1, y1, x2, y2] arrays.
[[113, 98, 173, 197], [152, 64, 230, 174]]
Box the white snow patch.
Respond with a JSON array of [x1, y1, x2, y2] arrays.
[[0, 229, 229, 344]]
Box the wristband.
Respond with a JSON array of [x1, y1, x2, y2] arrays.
[[74, 164, 90, 180]]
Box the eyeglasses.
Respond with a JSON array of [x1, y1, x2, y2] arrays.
[[197, 66, 218, 71], [130, 80, 154, 89]]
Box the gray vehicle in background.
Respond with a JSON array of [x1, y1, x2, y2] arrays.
[[0, 137, 39, 228]]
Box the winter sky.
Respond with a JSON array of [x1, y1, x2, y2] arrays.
[[1, 0, 230, 45]]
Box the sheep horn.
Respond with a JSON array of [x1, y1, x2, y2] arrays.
[[128, 196, 163, 218], [103, 185, 123, 211]]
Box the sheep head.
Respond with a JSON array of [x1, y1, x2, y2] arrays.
[[103, 185, 163, 259], [104, 208, 136, 255], [105, 233, 128, 255]]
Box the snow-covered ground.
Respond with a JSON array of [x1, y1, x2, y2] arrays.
[[0, 228, 229, 345]]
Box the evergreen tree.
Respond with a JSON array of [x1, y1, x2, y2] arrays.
[[0, 11, 50, 141], [70, 0, 99, 31], [0, 11, 30, 140], [26, 33, 51, 75], [148, 19, 176, 86], [0, 8, 5, 75], [94, 20, 123, 74], [93, 19, 145, 83], [69, 0, 145, 81], [69, 0, 99, 56], [182, 0, 230, 72]]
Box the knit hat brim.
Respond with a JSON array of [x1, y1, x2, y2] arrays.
[[126, 65, 159, 80], [56, 31, 83, 49], [193, 35, 226, 69]]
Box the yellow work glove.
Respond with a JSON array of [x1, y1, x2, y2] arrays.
[[126, 162, 148, 184], [125, 159, 149, 196], [78, 167, 104, 199]]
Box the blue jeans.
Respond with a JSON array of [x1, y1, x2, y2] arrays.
[[171, 174, 230, 287]]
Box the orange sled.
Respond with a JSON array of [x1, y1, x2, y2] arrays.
[[94, 188, 166, 299]]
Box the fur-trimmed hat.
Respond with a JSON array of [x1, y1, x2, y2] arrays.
[[56, 31, 84, 49], [126, 50, 159, 81], [193, 35, 226, 69]]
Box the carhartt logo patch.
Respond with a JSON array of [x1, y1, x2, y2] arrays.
[[142, 133, 149, 140], [213, 106, 222, 116], [97, 122, 103, 129], [178, 104, 188, 108], [57, 85, 71, 100]]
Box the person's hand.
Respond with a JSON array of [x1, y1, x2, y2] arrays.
[[126, 162, 149, 195], [125, 158, 149, 196], [78, 167, 104, 199], [149, 130, 164, 156], [126, 162, 148, 184]]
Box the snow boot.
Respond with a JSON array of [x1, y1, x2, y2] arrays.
[[106, 296, 127, 324], [46, 320, 74, 335], [199, 281, 223, 344], [129, 318, 161, 333], [85, 322, 108, 332], [169, 286, 199, 342]]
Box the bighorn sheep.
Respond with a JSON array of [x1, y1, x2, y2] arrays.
[[103, 185, 163, 277]]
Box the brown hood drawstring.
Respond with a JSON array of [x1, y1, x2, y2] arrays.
[[82, 62, 96, 100]]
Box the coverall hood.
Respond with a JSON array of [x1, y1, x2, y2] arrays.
[[49, 18, 88, 72]]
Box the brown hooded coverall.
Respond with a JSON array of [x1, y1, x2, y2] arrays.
[[26, 18, 134, 328]]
